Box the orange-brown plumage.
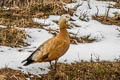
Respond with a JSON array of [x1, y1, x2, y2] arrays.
[[22, 14, 71, 69]]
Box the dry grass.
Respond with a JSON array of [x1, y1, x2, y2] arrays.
[[40, 62, 120, 80], [0, 0, 77, 47], [96, 0, 118, 1], [1, 61, 120, 80], [113, 2, 120, 8], [70, 35, 96, 44], [0, 0, 74, 28], [93, 14, 120, 26], [0, 67, 40, 80], [0, 26, 28, 47], [0, 0, 73, 7], [93, 0, 120, 26]]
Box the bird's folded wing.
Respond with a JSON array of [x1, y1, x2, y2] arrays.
[[31, 38, 63, 61]]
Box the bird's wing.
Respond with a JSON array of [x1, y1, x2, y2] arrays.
[[29, 38, 54, 61], [31, 37, 65, 61], [21, 38, 53, 64]]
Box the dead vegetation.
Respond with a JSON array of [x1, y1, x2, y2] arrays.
[[93, 13, 120, 26], [113, 2, 120, 8], [70, 35, 96, 44], [93, 2, 120, 26], [0, 0, 74, 7], [41, 62, 120, 80], [74, 10, 90, 22], [1, 61, 120, 80], [92, 0, 120, 26], [0, 0, 77, 47], [0, 67, 40, 80], [0, 0, 75, 28], [70, 30, 96, 44], [0, 26, 28, 47], [96, 0, 119, 2]]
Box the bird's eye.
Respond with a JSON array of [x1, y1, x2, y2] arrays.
[[66, 16, 69, 18]]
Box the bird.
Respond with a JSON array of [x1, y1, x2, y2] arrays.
[[22, 14, 72, 70]]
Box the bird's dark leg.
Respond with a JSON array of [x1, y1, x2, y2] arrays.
[[49, 61, 53, 69], [55, 59, 58, 70]]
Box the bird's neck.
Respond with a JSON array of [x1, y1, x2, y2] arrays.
[[59, 27, 70, 41], [60, 28, 67, 35]]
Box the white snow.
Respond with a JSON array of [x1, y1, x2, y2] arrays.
[[0, 0, 120, 76], [0, 25, 7, 28]]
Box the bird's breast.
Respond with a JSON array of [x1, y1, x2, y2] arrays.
[[48, 40, 70, 60]]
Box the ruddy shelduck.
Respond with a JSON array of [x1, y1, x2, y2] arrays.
[[22, 14, 72, 70]]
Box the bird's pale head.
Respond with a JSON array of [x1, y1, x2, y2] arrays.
[[58, 14, 71, 29]]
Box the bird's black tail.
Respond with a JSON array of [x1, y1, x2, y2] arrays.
[[21, 46, 39, 66], [21, 58, 34, 66]]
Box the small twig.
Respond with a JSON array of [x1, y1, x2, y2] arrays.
[[116, 28, 120, 32], [90, 54, 93, 62], [106, 7, 111, 18], [87, 0, 91, 9], [75, 29, 80, 38], [79, 10, 89, 22], [95, 6, 99, 16], [93, 53, 100, 62], [78, 52, 81, 61], [104, 3, 111, 21], [77, 1, 84, 7]]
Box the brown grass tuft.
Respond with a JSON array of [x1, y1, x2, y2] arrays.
[[113, 2, 120, 8], [0, 25, 28, 47], [0, 67, 40, 80], [93, 14, 120, 26], [70, 35, 96, 44]]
